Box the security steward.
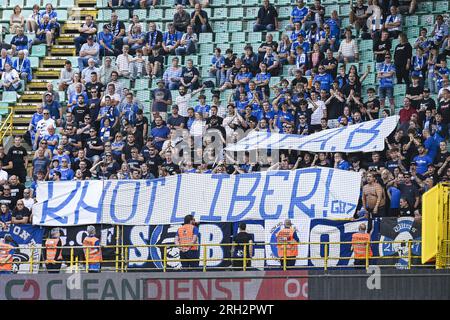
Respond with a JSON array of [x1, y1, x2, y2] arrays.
[[351, 223, 373, 266], [44, 228, 63, 273], [276, 219, 299, 269], [175, 214, 200, 271], [0, 234, 15, 274], [83, 225, 102, 273]]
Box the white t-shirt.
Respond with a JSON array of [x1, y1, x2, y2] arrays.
[[36, 118, 56, 137], [21, 197, 34, 211], [309, 100, 326, 125], [0, 169, 8, 183], [175, 93, 192, 117]]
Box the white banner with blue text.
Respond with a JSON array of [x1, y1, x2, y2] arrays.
[[225, 116, 399, 153], [33, 167, 361, 226]]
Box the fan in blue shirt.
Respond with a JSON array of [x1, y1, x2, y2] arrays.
[[413, 145, 433, 175]]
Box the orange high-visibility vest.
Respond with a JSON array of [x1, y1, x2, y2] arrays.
[[276, 228, 298, 257], [352, 233, 373, 258], [0, 243, 14, 271], [45, 238, 62, 263], [177, 224, 198, 251], [83, 236, 102, 263]]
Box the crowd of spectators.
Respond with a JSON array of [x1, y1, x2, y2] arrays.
[[0, 0, 450, 226]]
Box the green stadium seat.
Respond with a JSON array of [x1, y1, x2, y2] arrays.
[[119, 78, 131, 89], [213, 7, 227, 20], [58, 91, 66, 102], [199, 43, 214, 55], [56, 10, 68, 21], [134, 79, 150, 91], [231, 32, 246, 43], [29, 56, 39, 68], [133, 9, 147, 20], [98, 9, 111, 21], [232, 42, 246, 53], [229, 7, 244, 19], [184, 55, 199, 65], [245, 6, 258, 18], [96, 0, 107, 7], [340, 4, 351, 16], [325, 5, 339, 16], [136, 90, 151, 102], [116, 9, 130, 21], [243, 0, 258, 5], [417, 1, 433, 13], [227, 0, 241, 6], [164, 8, 176, 20], [360, 50, 374, 62], [199, 33, 213, 44], [228, 21, 243, 32], [26, 0, 41, 7], [248, 32, 261, 43], [267, 31, 280, 41], [406, 27, 420, 40], [150, 8, 163, 20], [201, 55, 212, 66], [8, 0, 24, 8], [59, 0, 75, 8], [213, 21, 228, 33], [404, 15, 419, 28], [31, 45, 46, 57], [200, 67, 210, 78], [276, 0, 291, 5], [141, 100, 151, 113], [420, 15, 435, 27], [4, 34, 14, 44], [2, 92, 17, 103], [214, 31, 229, 43], [278, 6, 291, 18]]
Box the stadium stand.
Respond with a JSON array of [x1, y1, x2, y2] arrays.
[[0, 0, 449, 273]]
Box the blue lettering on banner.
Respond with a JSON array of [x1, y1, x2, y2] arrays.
[[110, 181, 141, 223], [296, 126, 347, 151], [144, 178, 166, 224], [265, 133, 293, 149], [170, 175, 184, 224], [259, 171, 290, 219], [344, 119, 383, 150], [288, 168, 321, 218], [242, 131, 272, 150], [322, 170, 334, 217], [330, 200, 357, 214], [74, 181, 110, 224], [40, 182, 78, 224], [201, 174, 231, 221], [227, 174, 262, 221]]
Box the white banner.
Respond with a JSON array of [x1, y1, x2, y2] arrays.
[[34, 167, 361, 226], [225, 116, 399, 153]]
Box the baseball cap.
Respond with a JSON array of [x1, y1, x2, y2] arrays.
[[156, 79, 164, 84], [87, 35, 94, 40], [423, 88, 430, 93]]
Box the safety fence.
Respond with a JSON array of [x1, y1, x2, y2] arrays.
[[0, 107, 13, 142], [5, 240, 436, 273]]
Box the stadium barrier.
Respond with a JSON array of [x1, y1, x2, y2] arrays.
[[7, 240, 430, 273]]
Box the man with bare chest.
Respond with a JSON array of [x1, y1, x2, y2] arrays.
[[362, 172, 386, 217]]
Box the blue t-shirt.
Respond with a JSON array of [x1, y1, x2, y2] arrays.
[[388, 187, 401, 209], [291, 6, 309, 23], [378, 63, 396, 88], [98, 31, 114, 49], [313, 73, 334, 92], [336, 160, 350, 170], [413, 155, 432, 175], [151, 125, 170, 150], [163, 31, 182, 46], [194, 104, 211, 116], [59, 167, 75, 181]]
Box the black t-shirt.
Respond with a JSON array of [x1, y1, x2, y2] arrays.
[[438, 99, 450, 124], [12, 207, 31, 219], [122, 143, 138, 161], [394, 43, 412, 67], [326, 96, 345, 120], [73, 105, 90, 126], [0, 153, 11, 168], [406, 84, 423, 109], [85, 137, 103, 158], [373, 38, 391, 63], [7, 146, 27, 171], [364, 98, 380, 119], [257, 5, 278, 26], [398, 183, 420, 208], [127, 158, 143, 170], [232, 231, 254, 258], [72, 157, 92, 171], [167, 115, 185, 128], [0, 195, 15, 210], [181, 67, 199, 84], [145, 154, 163, 177], [9, 183, 24, 200], [319, 57, 338, 79], [341, 82, 361, 97], [85, 82, 104, 99], [418, 97, 436, 111], [163, 161, 180, 175], [399, 206, 414, 217], [134, 117, 148, 146], [291, 76, 309, 87], [259, 41, 278, 54]]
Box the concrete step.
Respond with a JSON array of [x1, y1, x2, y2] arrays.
[[34, 68, 62, 78], [27, 80, 53, 91], [49, 45, 76, 56]]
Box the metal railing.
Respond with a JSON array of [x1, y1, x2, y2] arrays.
[[0, 107, 14, 142], [6, 239, 436, 274]]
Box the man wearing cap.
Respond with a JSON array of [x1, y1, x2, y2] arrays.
[[43, 228, 63, 273], [78, 36, 100, 70], [276, 219, 299, 269], [75, 15, 98, 55], [0, 234, 15, 274], [98, 24, 115, 57], [83, 226, 102, 273]]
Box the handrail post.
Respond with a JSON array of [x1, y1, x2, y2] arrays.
[[124, 245, 128, 272], [29, 246, 34, 273], [283, 244, 286, 271], [115, 225, 119, 272], [70, 247, 74, 271], [202, 244, 207, 272], [9, 107, 13, 136], [324, 243, 328, 271], [86, 248, 89, 273], [163, 245, 167, 272], [408, 240, 412, 269], [365, 242, 369, 270], [243, 244, 247, 271]]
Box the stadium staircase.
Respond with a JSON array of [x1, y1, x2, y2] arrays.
[[0, 0, 449, 163]]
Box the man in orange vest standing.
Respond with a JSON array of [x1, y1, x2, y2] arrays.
[[175, 214, 200, 271], [276, 219, 299, 269], [351, 223, 373, 267], [44, 228, 63, 273], [0, 234, 15, 274], [83, 225, 102, 273]]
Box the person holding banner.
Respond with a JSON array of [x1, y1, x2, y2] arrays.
[[43, 228, 63, 273], [83, 226, 102, 273], [175, 214, 200, 271], [351, 223, 373, 267], [0, 234, 15, 274], [276, 219, 299, 269]]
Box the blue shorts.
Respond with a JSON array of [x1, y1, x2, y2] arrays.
[[378, 86, 393, 100]]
